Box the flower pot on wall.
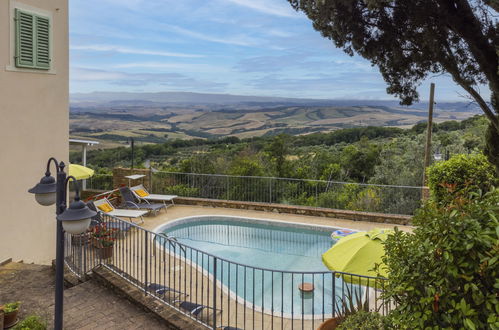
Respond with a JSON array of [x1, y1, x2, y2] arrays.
[[3, 309, 18, 329], [98, 246, 113, 259], [317, 317, 342, 330]]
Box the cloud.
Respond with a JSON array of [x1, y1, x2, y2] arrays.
[[112, 62, 229, 73], [234, 52, 375, 74], [224, 0, 300, 18], [163, 24, 262, 47], [71, 67, 228, 91], [71, 45, 204, 58], [245, 73, 387, 98]]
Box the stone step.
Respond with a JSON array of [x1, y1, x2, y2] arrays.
[[0, 261, 51, 272], [0, 258, 12, 266]]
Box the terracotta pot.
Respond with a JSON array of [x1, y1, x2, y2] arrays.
[[0, 310, 4, 330], [98, 246, 114, 259], [317, 317, 341, 330], [3, 310, 18, 329]]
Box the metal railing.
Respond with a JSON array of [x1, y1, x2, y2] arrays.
[[86, 174, 113, 191], [151, 172, 422, 215], [65, 214, 391, 329]]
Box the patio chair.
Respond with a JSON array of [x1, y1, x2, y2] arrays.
[[146, 283, 187, 300], [92, 198, 147, 224], [119, 186, 165, 215], [130, 184, 177, 209], [87, 202, 134, 235], [173, 300, 220, 317]]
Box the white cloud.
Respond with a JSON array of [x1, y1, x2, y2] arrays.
[[224, 0, 300, 18], [112, 62, 230, 73], [71, 45, 204, 58], [70, 67, 228, 91], [164, 25, 262, 47]]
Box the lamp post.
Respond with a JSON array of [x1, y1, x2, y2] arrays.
[[28, 157, 96, 330], [126, 137, 135, 169]]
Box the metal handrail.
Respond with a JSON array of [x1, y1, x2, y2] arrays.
[[154, 171, 422, 189]]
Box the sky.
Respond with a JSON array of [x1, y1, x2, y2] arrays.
[[69, 0, 473, 101]]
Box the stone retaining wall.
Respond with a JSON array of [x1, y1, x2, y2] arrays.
[[174, 197, 412, 225]]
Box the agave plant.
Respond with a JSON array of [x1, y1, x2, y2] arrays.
[[334, 285, 370, 324]]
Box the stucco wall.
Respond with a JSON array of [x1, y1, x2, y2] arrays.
[[0, 0, 68, 264]]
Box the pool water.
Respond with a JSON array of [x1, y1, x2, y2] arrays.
[[158, 216, 356, 316]]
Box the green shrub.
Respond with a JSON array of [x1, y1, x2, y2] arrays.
[[13, 315, 47, 330], [160, 184, 199, 197], [337, 311, 389, 330], [427, 153, 496, 204], [2, 302, 20, 313], [381, 189, 499, 329]]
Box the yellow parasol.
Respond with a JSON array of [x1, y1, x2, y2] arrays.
[[68, 164, 94, 180]]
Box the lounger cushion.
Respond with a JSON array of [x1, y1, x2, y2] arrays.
[[97, 203, 113, 213], [135, 189, 149, 197]]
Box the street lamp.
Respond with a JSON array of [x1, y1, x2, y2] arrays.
[[28, 157, 96, 330], [126, 137, 135, 169]]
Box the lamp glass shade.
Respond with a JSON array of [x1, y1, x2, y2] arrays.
[[62, 218, 92, 235], [29, 175, 56, 206], [57, 199, 96, 234], [34, 192, 57, 206]]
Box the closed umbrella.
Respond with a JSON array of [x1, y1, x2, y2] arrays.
[[68, 164, 94, 180], [322, 228, 392, 286]]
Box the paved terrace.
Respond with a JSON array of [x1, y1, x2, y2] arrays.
[[0, 261, 170, 329]]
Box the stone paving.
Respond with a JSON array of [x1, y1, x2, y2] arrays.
[[0, 262, 171, 329]]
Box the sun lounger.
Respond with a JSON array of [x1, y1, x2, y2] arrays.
[[173, 300, 220, 317], [146, 283, 187, 298], [87, 202, 134, 234], [119, 186, 165, 215], [130, 185, 177, 209], [93, 198, 147, 224]]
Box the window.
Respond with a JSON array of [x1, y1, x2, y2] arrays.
[[14, 8, 50, 70]]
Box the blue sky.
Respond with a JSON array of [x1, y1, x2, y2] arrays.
[[70, 0, 470, 101]]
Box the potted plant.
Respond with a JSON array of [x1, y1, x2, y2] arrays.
[[12, 315, 47, 330], [91, 223, 117, 259], [1, 302, 20, 328], [318, 285, 369, 330]]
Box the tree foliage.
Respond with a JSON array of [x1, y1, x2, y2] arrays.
[[287, 0, 499, 168], [427, 153, 497, 204], [382, 189, 499, 329]]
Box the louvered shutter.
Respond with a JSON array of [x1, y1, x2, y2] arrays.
[[35, 16, 50, 69], [15, 9, 35, 68], [14, 9, 51, 70]]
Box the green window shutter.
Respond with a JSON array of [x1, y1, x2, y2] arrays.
[[15, 9, 35, 68], [14, 9, 51, 70], [35, 15, 50, 69]]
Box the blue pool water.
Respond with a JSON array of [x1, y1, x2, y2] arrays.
[[158, 216, 357, 316]]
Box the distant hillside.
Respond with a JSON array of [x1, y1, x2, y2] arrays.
[[69, 92, 479, 147], [70, 91, 480, 112]]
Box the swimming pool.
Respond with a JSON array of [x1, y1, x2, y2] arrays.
[[155, 216, 358, 317]]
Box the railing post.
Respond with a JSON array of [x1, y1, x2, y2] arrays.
[[212, 257, 217, 329], [332, 272, 336, 317], [144, 231, 148, 296], [269, 178, 272, 203], [83, 238, 87, 275]]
